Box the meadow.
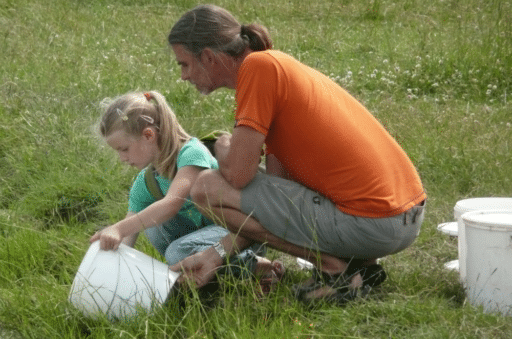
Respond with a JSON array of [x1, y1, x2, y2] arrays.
[[0, 0, 511, 337]]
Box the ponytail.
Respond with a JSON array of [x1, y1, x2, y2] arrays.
[[240, 24, 272, 52], [168, 4, 272, 58], [149, 91, 191, 178], [99, 91, 190, 179]]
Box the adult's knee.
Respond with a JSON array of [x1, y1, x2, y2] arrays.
[[191, 168, 243, 212], [190, 169, 218, 206]]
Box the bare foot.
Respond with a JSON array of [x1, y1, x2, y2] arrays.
[[253, 256, 273, 278], [253, 256, 286, 295]]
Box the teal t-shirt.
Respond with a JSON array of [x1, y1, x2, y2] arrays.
[[128, 138, 218, 226]]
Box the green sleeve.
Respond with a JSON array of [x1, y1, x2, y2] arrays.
[[127, 139, 217, 215], [127, 169, 156, 213], [177, 138, 219, 170]]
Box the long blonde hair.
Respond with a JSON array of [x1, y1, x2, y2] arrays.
[[99, 91, 191, 178]]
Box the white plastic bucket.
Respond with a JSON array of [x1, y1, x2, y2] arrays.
[[437, 221, 458, 272], [454, 198, 512, 284], [437, 222, 458, 237], [69, 241, 180, 320], [463, 210, 512, 316]]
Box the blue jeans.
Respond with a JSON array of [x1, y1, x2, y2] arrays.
[[144, 216, 264, 277]]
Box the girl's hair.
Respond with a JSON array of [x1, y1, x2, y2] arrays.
[[99, 91, 191, 178], [168, 4, 272, 58]]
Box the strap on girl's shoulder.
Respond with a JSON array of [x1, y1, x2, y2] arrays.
[[144, 164, 165, 201]]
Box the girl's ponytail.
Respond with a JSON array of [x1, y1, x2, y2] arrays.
[[100, 91, 190, 179], [148, 91, 191, 178]]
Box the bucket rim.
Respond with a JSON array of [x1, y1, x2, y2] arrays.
[[462, 209, 512, 231], [454, 197, 512, 214]]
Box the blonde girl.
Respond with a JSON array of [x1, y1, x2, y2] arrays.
[[89, 91, 270, 279]]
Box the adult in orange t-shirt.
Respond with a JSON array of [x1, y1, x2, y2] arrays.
[[168, 4, 426, 306], [236, 50, 425, 218]]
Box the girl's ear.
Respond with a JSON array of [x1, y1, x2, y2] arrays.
[[142, 127, 157, 141]]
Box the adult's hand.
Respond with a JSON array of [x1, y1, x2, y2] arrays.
[[170, 249, 222, 288], [89, 225, 123, 250], [216, 126, 265, 189], [213, 133, 231, 161]]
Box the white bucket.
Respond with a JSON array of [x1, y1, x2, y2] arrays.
[[454, 198, 512, 284], [463, 210, 512, 316], [69, 241, 180, 320], [437, 222, 458, 237]]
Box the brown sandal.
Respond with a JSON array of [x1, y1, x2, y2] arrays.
[[293, 262, 387, 307]]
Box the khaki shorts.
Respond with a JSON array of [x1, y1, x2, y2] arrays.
[[240, 173, 425, 259]]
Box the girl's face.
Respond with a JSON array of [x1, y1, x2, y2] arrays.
[[106, 128, 159, 170]]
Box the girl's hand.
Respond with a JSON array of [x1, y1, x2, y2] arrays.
[[89, 225, 123, 250]]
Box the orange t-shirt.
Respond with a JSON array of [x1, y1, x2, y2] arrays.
[[235, 51, 426, 218]]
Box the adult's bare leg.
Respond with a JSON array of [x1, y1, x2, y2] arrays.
[[190, 169, 351, 275]]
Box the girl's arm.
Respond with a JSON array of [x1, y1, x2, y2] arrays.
[[121, 212, 139, 247], [90, 165, 203, 250]]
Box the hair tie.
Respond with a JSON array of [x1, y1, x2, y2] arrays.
[[240, 25, 249, 41], [144, 92, 152, 101]]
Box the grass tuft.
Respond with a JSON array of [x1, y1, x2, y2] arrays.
[[1, 0, 511, 337]]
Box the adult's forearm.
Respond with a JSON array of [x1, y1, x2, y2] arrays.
[[214, 134, 251, 189], [265, 153, 291, 179], [214, 127, 265, 189]]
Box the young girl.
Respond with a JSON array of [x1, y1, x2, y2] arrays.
[[89, 91, 282, 284]]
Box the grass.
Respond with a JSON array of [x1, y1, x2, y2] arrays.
[[1, 0, 512, 337]]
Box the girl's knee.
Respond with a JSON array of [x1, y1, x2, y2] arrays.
[[164, 242, 190, 266], [164, 225, 228, 265]]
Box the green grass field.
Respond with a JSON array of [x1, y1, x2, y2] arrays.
[[1, 0, 511, 337]]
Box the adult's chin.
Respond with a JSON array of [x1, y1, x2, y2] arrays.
[[197, 87, 212, 95]]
